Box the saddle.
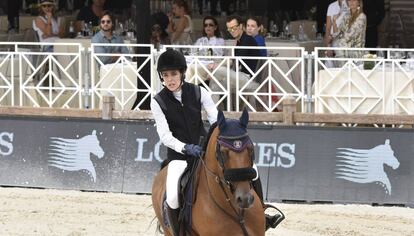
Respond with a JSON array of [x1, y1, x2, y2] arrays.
[[162, 158, 201, 235]]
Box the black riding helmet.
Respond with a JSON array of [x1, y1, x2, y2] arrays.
[[157, 49, 187, 83]]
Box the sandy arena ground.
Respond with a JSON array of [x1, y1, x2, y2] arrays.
[[0, 187, 413, 236]]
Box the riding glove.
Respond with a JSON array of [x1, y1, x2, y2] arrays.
[[183, 144, 202, 157]]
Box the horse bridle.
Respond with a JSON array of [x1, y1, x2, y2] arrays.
[[199, 132, 256, 236], [216, 133, 257, 187]]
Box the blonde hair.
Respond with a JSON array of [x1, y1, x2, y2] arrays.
[[348, 0, 363, 28]]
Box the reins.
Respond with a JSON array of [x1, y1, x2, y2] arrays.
[[198, 149, 251, 236]]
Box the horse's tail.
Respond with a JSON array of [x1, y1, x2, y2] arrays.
[[155, 219, 164, 234]]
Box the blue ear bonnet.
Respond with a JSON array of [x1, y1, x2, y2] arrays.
[[217, 108, 249, 138], [216, 109, 252, 152], [219, 119, 247, 138]]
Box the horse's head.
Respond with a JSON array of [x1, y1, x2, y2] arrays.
[[86, 130, 105, 159], [380, 139, 400, 170], [215, 108, 256, 209]]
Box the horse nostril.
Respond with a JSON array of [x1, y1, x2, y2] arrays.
[[248, 194, 254, 205], [236, 196, 243, 205]]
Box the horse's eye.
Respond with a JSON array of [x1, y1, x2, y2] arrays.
[[220, 147, 229, 162]]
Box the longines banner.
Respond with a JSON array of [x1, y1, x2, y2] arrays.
[[0, 116, 412, 205]]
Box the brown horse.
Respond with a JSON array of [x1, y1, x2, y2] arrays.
[[152, 109, 265, 236]]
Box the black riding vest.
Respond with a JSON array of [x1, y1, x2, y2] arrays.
[[156, 82, 206, 161]]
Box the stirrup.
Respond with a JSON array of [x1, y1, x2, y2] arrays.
[[263, 204, 285, 230]]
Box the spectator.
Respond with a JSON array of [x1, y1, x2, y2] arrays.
[[363, 0, 385, 48], [75, 0, 106, 32], [332, 0, 366, 58], [167, 0, 193, 45], [198, 15, 260, 110], [194, 16, 225, 57], [188, 16, 224, 86], [245, 16, 267, 57], [325, 0, 349, 57], [91, 11, 129, 65], [33, 0, 63, 52], [151, 12, 171, 50], [226, 15, 260, 74], [7, 0, 21, 32]]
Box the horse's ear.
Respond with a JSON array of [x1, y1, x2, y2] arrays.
[[217, 110, 226, 131], [92, 130, 96, 135], [239, 108, 249, 128], [385, 139, 390, 145]]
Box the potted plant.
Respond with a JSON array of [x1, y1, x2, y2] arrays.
[[363, 54, 377, 70]]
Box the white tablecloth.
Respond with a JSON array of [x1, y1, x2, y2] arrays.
[[316, 68, 414, 114], [97, 62, 138, 110]]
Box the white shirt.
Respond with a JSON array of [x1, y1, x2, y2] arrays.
[[150, 85, 218, 154], [33, 15, 59, 42], [194, 36, 225, 56], [327, 0, 349, 35]]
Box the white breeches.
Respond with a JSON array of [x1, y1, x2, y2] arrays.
[[166, 160, 188, 209], [166, 160, 259, 209]]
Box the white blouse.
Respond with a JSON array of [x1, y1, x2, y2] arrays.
[[194, 36, 225, 56]]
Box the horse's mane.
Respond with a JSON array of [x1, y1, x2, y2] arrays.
[[202, 122, 218, 151], [159, 122, 218, 170]]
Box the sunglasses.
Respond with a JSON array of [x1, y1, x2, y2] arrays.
[[101, 20, 112, 24], [204, 23, 215, 27], [42, 4, 53, 8], [227, 24, 239, 32]]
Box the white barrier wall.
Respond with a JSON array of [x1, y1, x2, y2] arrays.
[[2, 42, 414, 116]]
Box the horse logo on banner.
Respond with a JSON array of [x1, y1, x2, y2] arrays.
[[48, 130, 105, 182], [335, 139, 400, 195]]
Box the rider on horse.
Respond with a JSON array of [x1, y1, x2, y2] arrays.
[[151, 49, 280, 235]]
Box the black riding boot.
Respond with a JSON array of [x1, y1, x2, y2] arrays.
[[164, 202, 180, 236], [252, 178, 283, 231]]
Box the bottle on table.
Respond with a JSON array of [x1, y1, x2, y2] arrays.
[[69, 21, 76, 38]]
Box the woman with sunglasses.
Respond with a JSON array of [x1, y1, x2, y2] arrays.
[[194, 16, 225, 57], [33, 0, 62, 52]]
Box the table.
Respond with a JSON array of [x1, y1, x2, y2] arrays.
[[96, 62, 138, 110], [315, 67, 414, 114], [54, 38, 89, 84], [289, 20, 317, 40], [0, 33, 24, 42], [0, 15, 36, 32]]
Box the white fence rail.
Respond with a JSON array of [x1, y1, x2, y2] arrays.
[[164, 44, 306, 112], [0, 42, 83, 108], [90, 43, 155, 110], [2, 42, 414, 116], [314, 47, 414, 115]]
